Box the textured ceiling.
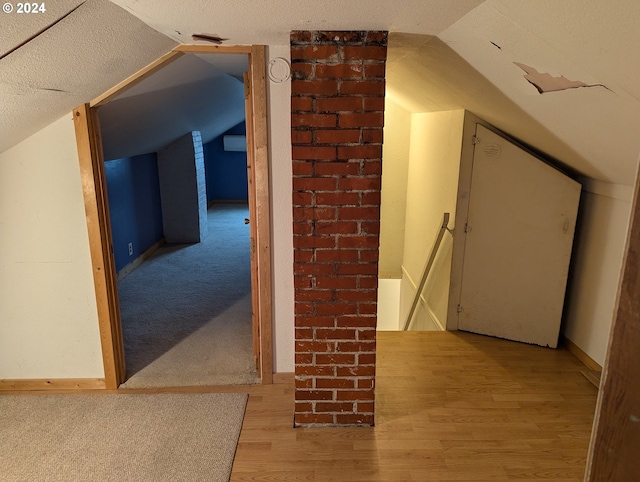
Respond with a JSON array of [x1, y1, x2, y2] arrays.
[[387, 34, 605, 181], [0, 0, 85, 57], [0, 0, 177, 153], [1, 0, 639, 187], [109, 0, 484, 45], [488, 0, 640, 102], [436, 0, 640, 185]]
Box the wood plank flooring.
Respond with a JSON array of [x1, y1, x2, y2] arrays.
[[232, 331, 598, 481], [1, 331, 598, 481]]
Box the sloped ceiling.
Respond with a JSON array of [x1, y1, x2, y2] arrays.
[[108, 0, 484, 45], [437, 0, 640, 186], [0, 0, 177, 153], [0, 0, 84, 56], [2, 0, 639, 187], [99, 55, 247, 160], [385, 34, 591, 180]]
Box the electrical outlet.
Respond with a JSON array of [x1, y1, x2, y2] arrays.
[[128, 242, 133, 256]]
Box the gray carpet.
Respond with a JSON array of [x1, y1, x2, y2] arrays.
[[118, 205, 258, 388], [0, 393, 248, 482]]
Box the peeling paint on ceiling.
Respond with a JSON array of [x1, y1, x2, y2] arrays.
[[514, 63, 609, 94], [1, 0, 638, 187], [438, 0, 640, 185]]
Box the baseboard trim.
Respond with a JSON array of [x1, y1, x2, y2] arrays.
[[425, 302, 445, 331], [117, 238, 165, 281], [0, 378, 106, 391], [401, 266, 445, 331], [562, 336, 603, 372], [273, 372, 294, 384], [580, 369, 602, 389], [580, 178, 633, 202], [208, 200, 250, 208]]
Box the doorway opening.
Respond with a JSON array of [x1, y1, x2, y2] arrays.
[[377, 104, 462, 333], [73, 45, 272, 389], [378, 104, 580, 344], [377, 34, 580, 349]]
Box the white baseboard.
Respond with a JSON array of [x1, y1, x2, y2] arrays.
[[425, 302, 445, 331], [401, 266, 444, 331]]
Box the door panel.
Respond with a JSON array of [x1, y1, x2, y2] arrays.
[[457, 124, 580, 347]]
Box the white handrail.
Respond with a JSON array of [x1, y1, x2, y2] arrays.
[[403, 213, 453, 331]]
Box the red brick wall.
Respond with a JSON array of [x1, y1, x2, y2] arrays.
[[290, 31, 387, 427]]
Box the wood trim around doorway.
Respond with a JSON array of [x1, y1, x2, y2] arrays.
[[74, 44, 273, 387], [585, 163, 640, 481], [73, 104, 125, 389], [248, 45, 273, 383]]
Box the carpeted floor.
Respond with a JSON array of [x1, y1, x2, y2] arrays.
[[0, 393, 248, 482], [118, 205, 258, 388]]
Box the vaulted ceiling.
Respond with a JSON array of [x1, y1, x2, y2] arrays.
[[2, 0, 639, 186], [98, 54, 247, 160]]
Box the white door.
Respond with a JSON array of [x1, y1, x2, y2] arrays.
[[456, 124, 580, 347]]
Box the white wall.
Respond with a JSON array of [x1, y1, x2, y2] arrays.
[[563, 182, 633, 366], [1, 48, 628, 379], [376, 278, 402, 330], [0, 47, 298, 380], [0, 115, 104, 379], [379, 97, 411, 278], [267, 45, 295, 373], [400, 110, 464, 330]]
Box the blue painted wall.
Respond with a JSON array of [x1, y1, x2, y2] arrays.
[[104, 153, 164, 272], [203, 122, 249, 202]]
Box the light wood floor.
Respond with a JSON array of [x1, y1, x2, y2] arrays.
[[1, 331, 598, 481], [232, 331, 598, 481]]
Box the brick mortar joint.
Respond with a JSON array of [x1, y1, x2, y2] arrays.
[[291, 61, 386, 68], [290, 78, 386, 85], [292, 59, 383, 67], [290, 41, 388, 47]]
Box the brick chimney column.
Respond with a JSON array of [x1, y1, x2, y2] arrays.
[[290, 31, 387, 426]]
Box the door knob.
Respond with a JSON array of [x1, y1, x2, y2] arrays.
[[244, 218, 250, 224]]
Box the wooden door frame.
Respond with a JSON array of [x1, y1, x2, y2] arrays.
[[585, 161, 640, 480], [74, 44, 273, 388]]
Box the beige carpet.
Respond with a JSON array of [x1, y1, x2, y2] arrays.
[[0, 393, 248, 481]]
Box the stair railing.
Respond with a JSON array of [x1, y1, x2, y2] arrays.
[[403, 212, 454, 331]]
